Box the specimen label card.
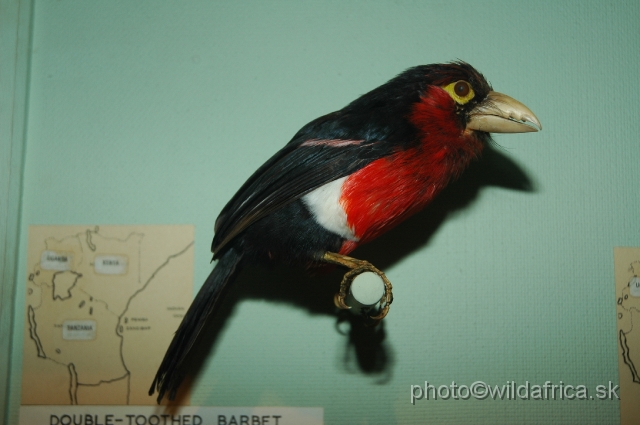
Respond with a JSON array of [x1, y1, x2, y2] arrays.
[[19, 406, 323, 425]]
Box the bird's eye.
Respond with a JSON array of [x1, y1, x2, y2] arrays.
[[454, 81, 470, 97], [442, 80, 475, 105]]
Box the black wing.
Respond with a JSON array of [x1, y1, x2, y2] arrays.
[[211, 112, 401, 257]]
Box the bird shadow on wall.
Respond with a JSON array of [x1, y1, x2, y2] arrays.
[[181, 144, 534, 395]]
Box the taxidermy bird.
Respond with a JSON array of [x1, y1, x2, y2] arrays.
[[150, 61, 541, 402]]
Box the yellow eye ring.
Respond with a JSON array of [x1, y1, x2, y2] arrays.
[[442, 80, 475, 105]]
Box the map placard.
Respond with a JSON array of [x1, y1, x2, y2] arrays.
[[615, 246, 640, 425], [21, 225, 194, 406]]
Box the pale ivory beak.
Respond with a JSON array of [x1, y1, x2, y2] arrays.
[[466, 91, 542, 133]]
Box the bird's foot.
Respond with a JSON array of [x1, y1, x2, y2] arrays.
[[322, 251, 393, 323]]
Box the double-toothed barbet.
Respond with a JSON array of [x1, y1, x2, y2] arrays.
[[151, 61, 541, 402]]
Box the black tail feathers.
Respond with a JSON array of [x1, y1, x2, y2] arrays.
[[149, 247, 243, 402]]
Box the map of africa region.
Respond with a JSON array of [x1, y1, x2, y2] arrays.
[[615, 247, 640, 425], [21, 225, 194, 406]]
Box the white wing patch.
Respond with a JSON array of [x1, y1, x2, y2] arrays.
[[302, 177, 359, 241]]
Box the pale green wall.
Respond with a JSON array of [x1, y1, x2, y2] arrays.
[[1, 0, 32, 422], [6, 0, 640, 423]]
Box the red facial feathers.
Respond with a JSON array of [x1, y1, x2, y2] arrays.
[[339, 86, 483, 253]]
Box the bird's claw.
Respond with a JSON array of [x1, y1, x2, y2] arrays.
[[323, 252, 393, 324], [333, 292, 350, 310]]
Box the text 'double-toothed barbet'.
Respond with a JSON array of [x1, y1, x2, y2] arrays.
[[150, 61, 541, 402]]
